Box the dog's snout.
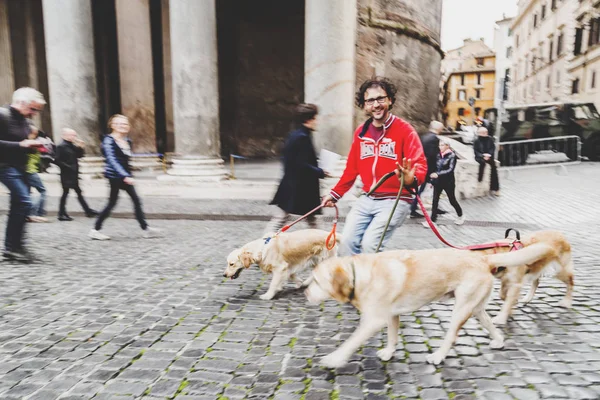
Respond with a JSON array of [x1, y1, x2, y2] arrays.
[[223, 273, 227, 277]]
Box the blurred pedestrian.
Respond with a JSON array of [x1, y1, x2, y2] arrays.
[[321, 77, 427, 255], [25, 125, 48, 223], [89, 114, 161, 240], [0, 87, 46, 263], [268, 104, 329, 233], [473, 127, 500, 196], [55, 128, 98, 221], [410, 120, 446, 218], [424, 139, 464, 227]]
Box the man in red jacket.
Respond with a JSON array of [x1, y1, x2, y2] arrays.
[[321, 77, 427, 255]]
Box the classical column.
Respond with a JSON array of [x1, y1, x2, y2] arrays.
[[42, 0, 101, 154], [0, 0, 14, 102], [164, 0, 226, 179], [115, 0, 156, 153], [305, 0, 357, 158]]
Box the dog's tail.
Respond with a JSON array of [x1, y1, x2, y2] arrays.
[[486, 243, 555, 271]]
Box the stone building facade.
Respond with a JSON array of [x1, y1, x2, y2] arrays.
[[0, 0, 442, 176]]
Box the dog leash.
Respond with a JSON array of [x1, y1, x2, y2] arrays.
[[264, 204, 339, 251], [368, 171, 522, 252]]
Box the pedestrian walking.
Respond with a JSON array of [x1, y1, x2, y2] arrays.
[[321, 77, 427, 255], [55, 128, 98, 221], [474, 126, 500, 196], [268, 104, 329, 233], [410, 120, 447, 218], [25, 126, 48, 223], [423, 139, 464, 227], [0, 87, 46, 263], [89, 114, 161, 240]]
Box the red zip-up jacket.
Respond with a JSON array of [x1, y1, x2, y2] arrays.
[[330, 114, 427, 201]]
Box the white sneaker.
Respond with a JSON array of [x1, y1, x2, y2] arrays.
[[422, 221, 432, 229], [455, 215, 465, 225], [142, 227, 163, 239], [89, 229, 110, 240]]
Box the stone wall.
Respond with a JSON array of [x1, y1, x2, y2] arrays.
[[355, 0, 443, 134]]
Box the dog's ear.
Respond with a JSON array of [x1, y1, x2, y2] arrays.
[[240, 252, 253, 269], [331, 264, 352, 301]]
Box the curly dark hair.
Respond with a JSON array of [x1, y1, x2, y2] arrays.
[[355, 77, 397, 109]]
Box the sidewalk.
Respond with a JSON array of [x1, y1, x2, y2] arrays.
[[1, 161, 598, 230]]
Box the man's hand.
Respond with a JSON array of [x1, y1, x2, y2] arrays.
[[324, 171, 332, 178], [483, 153, 491, 160], [321, 194, 336, 207], [430, 173, 438, 179], [395, 158, 417, 186], [123, 177, 135, 185], [19, 139, 39, 148]]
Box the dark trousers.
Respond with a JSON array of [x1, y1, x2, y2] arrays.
[[59, 184, 92, 216], [95, 179, 148, 231], [431, 179, 462, 222], [0, 167, 32, 252], [477, 158, 500, 191], [410, 181, 428, 213]]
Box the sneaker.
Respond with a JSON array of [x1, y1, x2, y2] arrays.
[[454, 215, 465, 225], [422, 221, 435, 229], [492, 190, 501, 197], [58, 215, 73, 221], [29, 216, 48, 223], [410, 211, 424, 218], [3, 250, 30, 263], [89, 229, 110, 240], [142, 227, 163, 239]]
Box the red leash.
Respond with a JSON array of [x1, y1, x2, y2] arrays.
[[266, 204, 339, 251]]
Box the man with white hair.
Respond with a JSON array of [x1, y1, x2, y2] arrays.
[[0, 87, 46, 262], [410, 120, 447, 218], [473, 126, 499, 196]]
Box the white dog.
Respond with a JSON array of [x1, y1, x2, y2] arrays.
[[224, 229, 339, 300], [305, 243, 555, 367]]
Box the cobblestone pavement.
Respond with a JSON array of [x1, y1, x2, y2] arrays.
[[0, 164, 599, 400]]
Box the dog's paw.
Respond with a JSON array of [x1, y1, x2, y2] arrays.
[[489, 338, 504, 349], [426, 352, 445, 365], [558, 298, 572, 308], [492, 315, 508, 325], [376, 348, 395, 362], [259, 293, 275, 300], [320, 353, 347, 369]]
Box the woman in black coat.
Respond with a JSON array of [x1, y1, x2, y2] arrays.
[[269, 104, 328, 232], [54, 128, 97, 221]]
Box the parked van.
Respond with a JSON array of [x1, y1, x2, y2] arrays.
[[499, 102, 600, 164]]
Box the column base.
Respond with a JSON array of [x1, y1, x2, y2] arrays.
[[159, 155, 228, 181]]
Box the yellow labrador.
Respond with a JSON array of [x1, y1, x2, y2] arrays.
[[476, 230, 574, 325], [305, 243, 555, 367], [224, 229, 339, 300]]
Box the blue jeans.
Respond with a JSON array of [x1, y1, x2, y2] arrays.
[[26, 173, 46, 216], [0, 167, 32, 252], [340, 195, 411, 256]]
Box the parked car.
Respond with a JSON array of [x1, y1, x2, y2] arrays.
[[499, 102, 600, 165]]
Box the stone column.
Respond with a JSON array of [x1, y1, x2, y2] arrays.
[[42, 0, 101, 154], [161, 0, 174, 153], [0, 0, 14, 102], [305, 0, 357, 158], [115, 0, 156, 153], [165, 0, 226, 179]]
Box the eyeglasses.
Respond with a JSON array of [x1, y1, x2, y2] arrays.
[[364, 96, 388, 106], [29, 107, 43, 113]]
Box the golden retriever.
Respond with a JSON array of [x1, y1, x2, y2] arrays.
[[475, 230, 574, 325], [305, 243, 555, 367], [224, 229, 339, 300]]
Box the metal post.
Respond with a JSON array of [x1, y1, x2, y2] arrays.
[[230, 154, 236, 179]]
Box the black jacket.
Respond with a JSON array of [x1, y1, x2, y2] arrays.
[[55, 141, 84, 188], [270, 126, 325, 215], [474, 135, 496, 163], [420, 131, 440, 178], [0, 106, 33, 171], [435, 150, 457, 183]]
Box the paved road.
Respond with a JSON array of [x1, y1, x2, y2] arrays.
[[0, 164, 599, 400]]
